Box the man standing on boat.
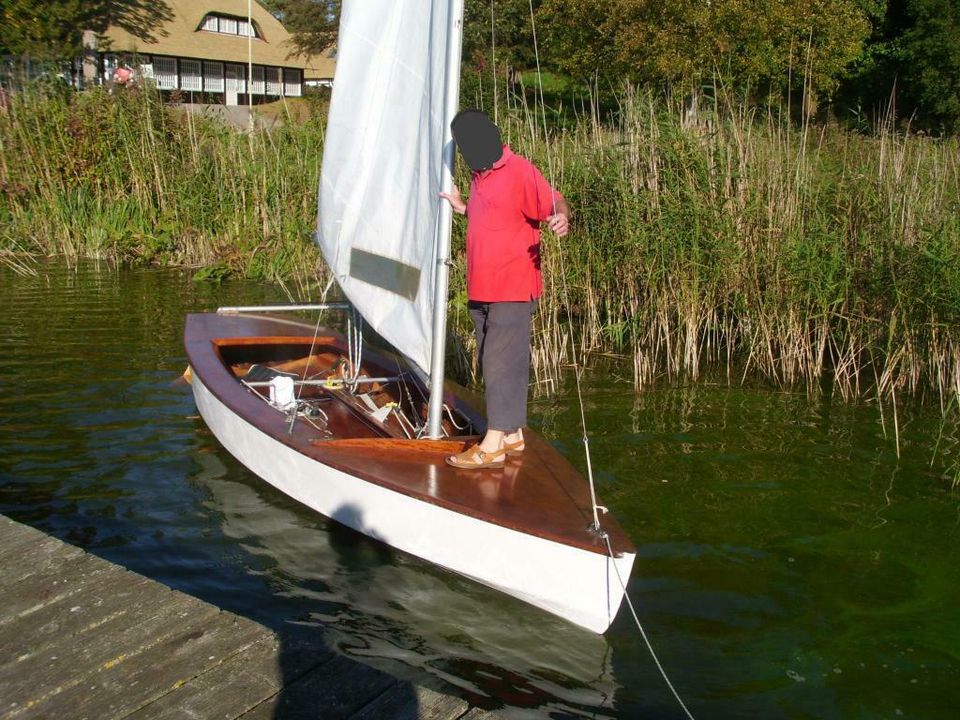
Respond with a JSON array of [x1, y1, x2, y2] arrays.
[[440, 109, 571, 469]]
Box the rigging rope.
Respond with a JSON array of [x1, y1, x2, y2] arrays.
[[605, 536, 697, 720], [524, 4, 697, 718], [526, 0, 601, 532], [296, 275, 336, 404]]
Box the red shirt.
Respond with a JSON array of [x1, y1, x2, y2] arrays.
[[465, 146, 561, 302]]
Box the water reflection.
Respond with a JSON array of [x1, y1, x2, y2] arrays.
[[193, 452, 620, 717]]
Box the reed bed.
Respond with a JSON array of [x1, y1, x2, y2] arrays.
[[0, 85, 327, 295], [2, 84, 958, 468], [492, 88, 960, 471]]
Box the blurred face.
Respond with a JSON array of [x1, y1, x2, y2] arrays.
[[451, 110, 502, 171]]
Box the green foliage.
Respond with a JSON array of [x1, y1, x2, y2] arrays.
[[538, 0, 871, 108], [0, 0, 173, 60], [836, 0, 960, 133], [2, 82, 958, 416], [898, 0, 960, 133], [268, 0, 340, 56]]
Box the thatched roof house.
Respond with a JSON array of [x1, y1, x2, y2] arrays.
[[94, 0, 335, 104]]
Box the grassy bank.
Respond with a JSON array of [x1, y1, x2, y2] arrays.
[[2, 85, 958, 457]]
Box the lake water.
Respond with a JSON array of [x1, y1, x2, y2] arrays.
[[1, 262, 958, 719]]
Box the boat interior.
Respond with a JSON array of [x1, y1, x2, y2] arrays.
[[216, 337, 481, 443]]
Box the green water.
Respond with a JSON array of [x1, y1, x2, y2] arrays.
[[1, 261, 958, 719]]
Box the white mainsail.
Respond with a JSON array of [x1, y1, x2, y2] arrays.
[[317, 0, 454, 374]]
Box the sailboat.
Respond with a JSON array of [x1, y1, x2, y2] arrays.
[[184, 0, 635, 633]]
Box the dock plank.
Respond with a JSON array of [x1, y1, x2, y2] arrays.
[[0, 531, 87, 587], [125, 635, 285, 720], [0, 516, 498, 720], [49, 610, 268, 720], [0, 551, 122, 622], [237, 653, 398, 720], [126, 633, 336, 720], [0, 565, 155, 663], [1, 588, 218, 716], [349, 681, 471, 720]]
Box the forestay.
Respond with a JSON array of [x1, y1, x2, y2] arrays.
[[317, 0, 452, 374]]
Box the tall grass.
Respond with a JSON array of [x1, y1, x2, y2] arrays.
[[2, 83, 959, 460], [0, 84, 328, 295]]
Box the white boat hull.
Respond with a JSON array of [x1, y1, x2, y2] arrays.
[[193, 375, 635, 633]]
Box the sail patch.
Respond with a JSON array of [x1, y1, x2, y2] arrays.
[[349, 249, 421, 301]]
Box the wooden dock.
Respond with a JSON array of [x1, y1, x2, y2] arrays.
[[0, 515, 500, 720]]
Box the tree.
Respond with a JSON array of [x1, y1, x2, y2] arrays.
[[539, 0, 871, 109], [837, 0, 960, 133], [267, 0, 340, 56], [898, 0, 960, 132], [0, 0, 173, 60]]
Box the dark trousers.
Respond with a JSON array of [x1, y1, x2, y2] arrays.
[[469, 300, 535, 432]]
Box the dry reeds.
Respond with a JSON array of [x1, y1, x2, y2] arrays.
[[486, 87, 960, 444]]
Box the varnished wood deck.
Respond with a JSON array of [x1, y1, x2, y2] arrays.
[[184, 313, 635, 558], [0, 515, 499, 720]]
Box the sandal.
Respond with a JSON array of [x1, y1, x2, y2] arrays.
[[446, 444, 506, 469], [504, 439, 525, 456]]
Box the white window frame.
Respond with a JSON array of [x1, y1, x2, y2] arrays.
[[220, 17, 238, 35], [202, 15, 218, 32], [102, 53, 119, 82], [204, 61, 224, 93], [180, 59, 201, 91]]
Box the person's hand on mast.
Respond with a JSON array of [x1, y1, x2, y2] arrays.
[[439, 184, 467, 215]]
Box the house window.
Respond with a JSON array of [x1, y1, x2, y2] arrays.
[[266, 67, 282, 95], [250, 66, 265, 95], [283, 69, 301, 97], [204, 61, 224, 93], [181, 59, 201, 91], [102, 54, 119, 81], [199, 14, 260, 39], [154, 57, 177, 90], [225, 64, 246, 94]]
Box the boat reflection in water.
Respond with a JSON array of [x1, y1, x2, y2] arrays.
[[193, 450, 620, 717]]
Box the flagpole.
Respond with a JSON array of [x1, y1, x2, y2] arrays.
[[248, 0, 253, 131], [426, 0, 465, 438]]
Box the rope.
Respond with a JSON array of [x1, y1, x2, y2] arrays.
[[525, 5, 696, 718], [296, 275, 336, 404], [526, 0, 600, 531], [604, 535, 698, 720]]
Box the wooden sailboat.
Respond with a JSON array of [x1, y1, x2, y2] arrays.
[[185, 0, 635, 633]]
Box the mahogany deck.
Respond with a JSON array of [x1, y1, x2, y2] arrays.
[[184, 313, 634, 558]]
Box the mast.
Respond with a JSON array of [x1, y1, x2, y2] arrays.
[[426, 0, 465, 439]]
